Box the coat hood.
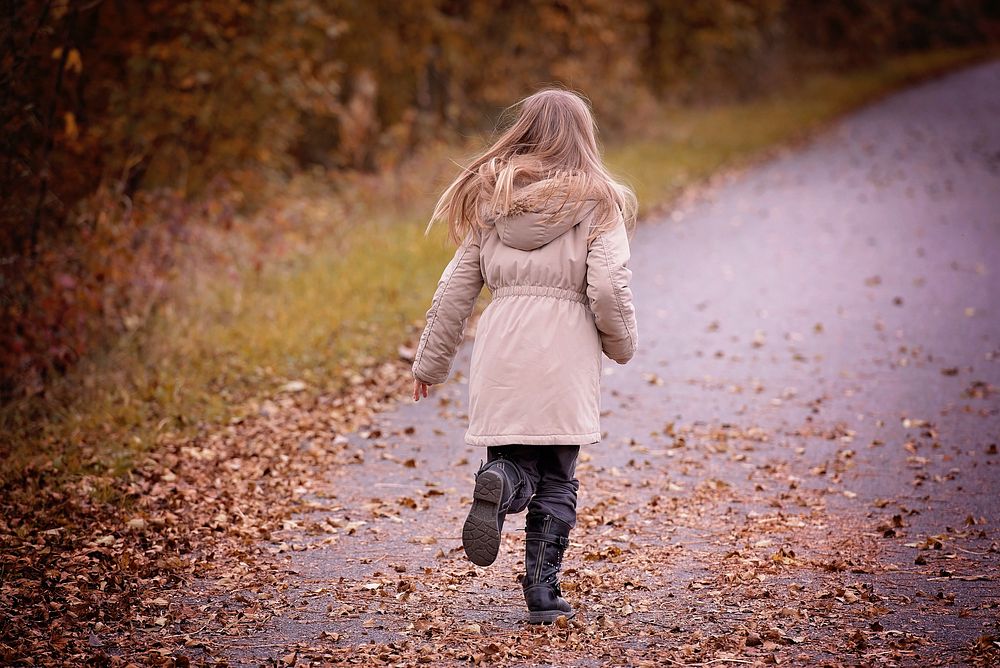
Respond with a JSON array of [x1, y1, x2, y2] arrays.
[[484, 177, 599, 251]]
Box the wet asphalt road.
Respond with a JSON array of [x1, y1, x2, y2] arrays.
[[221, 61, 1000, 664], [603, 59, 1000, 504]]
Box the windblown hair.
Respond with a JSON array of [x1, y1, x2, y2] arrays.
[[429, 88, 637, 245]]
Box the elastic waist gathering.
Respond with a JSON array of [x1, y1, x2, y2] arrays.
[[491, 285, 588, 304]]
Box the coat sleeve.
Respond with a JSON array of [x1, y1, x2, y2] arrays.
[[411, 231, 485, 384], [585, 215, 638, 364]]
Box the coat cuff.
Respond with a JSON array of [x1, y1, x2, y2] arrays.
[[411, 360, 445, 385]]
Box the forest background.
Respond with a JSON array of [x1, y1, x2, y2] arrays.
[[2, 0, 999, 476]]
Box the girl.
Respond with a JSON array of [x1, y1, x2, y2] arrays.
[[410, 88, 638, 624]]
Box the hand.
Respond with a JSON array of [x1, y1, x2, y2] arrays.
[[412, 378, 430, 402]]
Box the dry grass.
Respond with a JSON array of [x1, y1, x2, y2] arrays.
[[2, 46, 994, 482]]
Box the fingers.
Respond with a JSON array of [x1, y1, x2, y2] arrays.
[[413, 379, 430, 402], [412, 379, 430, 402]]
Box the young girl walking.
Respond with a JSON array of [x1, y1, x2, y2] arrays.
[[410, 88, 638, 624]]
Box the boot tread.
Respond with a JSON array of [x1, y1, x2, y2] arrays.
[[462, 470, 503, 567]]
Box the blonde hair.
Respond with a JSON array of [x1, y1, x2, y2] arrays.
[[429, 88, 637, 245]]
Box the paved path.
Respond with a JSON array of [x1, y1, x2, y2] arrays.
[[214, 62, 1000, 666]]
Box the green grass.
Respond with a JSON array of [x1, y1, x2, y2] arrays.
[[2, 46, 995, 481], [1, 219, 456, 478], [176, 217, 452, 398]]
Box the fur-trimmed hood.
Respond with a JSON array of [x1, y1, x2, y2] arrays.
[[482, 176, 600, 251]]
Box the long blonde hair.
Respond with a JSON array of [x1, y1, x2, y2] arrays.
[[429, 88, 637, 245]]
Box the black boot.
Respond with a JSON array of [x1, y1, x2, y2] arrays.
[[522, 513, 575, 624], [462, 459, 521, 566]]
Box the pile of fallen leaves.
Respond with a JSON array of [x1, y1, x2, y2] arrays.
[[0, 356, 415, 665], [138, 404, 996, 668]]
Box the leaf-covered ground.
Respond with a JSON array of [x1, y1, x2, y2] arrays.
[[4, 61, 1000, 667]]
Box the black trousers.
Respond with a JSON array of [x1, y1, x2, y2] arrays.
[[486, 444, 581, 529]]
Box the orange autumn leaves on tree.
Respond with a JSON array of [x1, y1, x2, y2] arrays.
[[1, 0, 346, 397]]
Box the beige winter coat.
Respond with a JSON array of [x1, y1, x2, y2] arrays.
[[412, 180, 638, 446]]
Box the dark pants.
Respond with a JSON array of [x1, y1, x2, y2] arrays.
[[486, 444, 581, 529]]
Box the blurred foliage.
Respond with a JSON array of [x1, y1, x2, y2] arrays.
[[1, 0, 998, 402]]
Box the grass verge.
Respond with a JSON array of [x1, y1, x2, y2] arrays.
[[2, 46, 995, 482]]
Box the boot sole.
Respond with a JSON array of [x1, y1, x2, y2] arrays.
[[527, 609, 576, 625], [462, 470, 503, 567]]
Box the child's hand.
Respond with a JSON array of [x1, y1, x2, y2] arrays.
[[412, 379, 430, 402]]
